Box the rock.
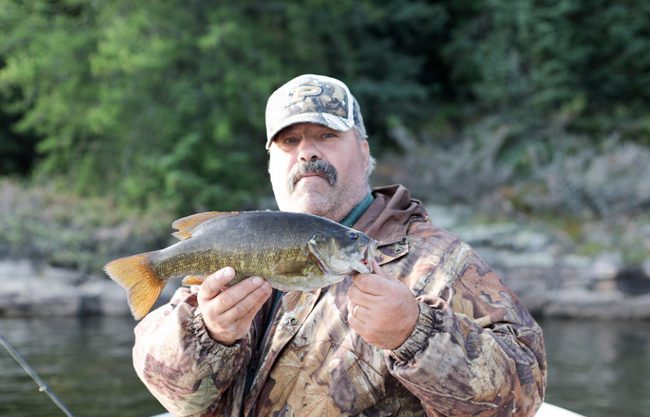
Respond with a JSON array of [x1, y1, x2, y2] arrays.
[[79, 279, 131, 316], [0, 259, 130, 317], [455, 223, 561, 253], [615, 267, 650, 295], [426, 204, 473, 229], [448, 220, 650, 319], [1, 211, 649, 319]]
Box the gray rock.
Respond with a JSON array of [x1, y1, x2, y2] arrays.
[[1, 214, 649, 320], [0, 259, 130, 317], [425, 204, 473, 229], [448, 221, 650, 319]]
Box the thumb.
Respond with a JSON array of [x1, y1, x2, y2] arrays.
[[371, 260, 395, 280]]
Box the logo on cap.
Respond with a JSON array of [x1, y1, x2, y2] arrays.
[[287, 85, 323, 106]]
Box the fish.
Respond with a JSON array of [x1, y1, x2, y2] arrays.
[[103, 210, 378, 320]]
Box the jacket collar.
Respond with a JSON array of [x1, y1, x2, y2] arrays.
[[352, 184, 428, 244]]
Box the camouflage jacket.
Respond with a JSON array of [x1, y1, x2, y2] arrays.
[[133, 185, 547, 417]]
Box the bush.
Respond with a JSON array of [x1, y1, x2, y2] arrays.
[[377, 117, 650, 219], [378, 117, 515, 205], [0, 179, 174, 273]]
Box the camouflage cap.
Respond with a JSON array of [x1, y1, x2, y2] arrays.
[[265, 74, 367, 149]]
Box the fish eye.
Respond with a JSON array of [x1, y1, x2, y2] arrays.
[[346, 231, 359, 240]]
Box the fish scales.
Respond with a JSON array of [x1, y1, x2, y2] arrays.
[[104, 210, 377, 320], [151, 212, 330, 282]]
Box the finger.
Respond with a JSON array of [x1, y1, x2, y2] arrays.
[[348, 283, 379, 307], [212, 276, 267, 314], [352, 272, 392, 296], [347, 300, 355, 315], [347, 300, 368, 323], [198, 267, 235, 301], [371, 260, 388, 278], [368, 260, 395, 281], [347, 305, 367, 327], [220, 280, 272, 322]]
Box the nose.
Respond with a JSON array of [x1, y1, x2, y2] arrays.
[[297, 137, 321, 162]]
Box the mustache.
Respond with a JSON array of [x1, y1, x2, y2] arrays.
[[288, 160, 338, 192]]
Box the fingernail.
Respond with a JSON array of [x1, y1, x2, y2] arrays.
[[223, 267, 235, 278], [252, 276, 262, 285]]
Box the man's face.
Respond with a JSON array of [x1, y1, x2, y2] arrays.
[[268, 123, 370, 221]]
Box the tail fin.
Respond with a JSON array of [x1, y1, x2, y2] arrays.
[[103, 252, 165, 320]]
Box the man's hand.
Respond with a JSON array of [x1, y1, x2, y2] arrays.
[[197, 267, 272, 346], [347, 260, 419, 350]]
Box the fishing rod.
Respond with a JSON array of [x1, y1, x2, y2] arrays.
[[0, 332, 76, 417]]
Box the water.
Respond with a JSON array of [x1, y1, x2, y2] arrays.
[[1, 316, 649, 417], [0, 317, 165, 417], [540, 318, 650, 417]]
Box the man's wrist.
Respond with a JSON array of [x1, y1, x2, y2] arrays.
[[389, 302, 438, 363], [193, 308, 245, 357]]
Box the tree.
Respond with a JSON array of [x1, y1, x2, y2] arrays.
[[0, 0, 444, 213], [1, 0, 649, 216]]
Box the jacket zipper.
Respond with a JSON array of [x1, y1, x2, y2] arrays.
[[244, 290, 283, 396]]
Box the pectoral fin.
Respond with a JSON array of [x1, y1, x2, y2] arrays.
[[181, 275, 207, 286]]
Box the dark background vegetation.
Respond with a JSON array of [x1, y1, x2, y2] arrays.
[[1, 0, 648, 270]]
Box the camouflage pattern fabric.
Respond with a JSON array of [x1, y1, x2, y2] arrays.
[[133, 185, 547, 417]]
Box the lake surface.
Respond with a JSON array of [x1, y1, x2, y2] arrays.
[[1, 316, 649, 417]]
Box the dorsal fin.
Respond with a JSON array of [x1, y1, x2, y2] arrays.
[[171, 211, 239, 240]]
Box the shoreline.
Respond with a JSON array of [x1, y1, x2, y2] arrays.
[[2, 205, 649, 320], [2, 244, 649, 320]]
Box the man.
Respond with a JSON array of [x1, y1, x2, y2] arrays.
[[133, 74, 547, 417]]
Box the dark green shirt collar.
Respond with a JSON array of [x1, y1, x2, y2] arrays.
[[340, 192, 374, 228]]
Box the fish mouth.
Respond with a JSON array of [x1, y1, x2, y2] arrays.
[[366, 239, 378, 261], [308, 233, 378, 276], [354, 239, 378, 274]]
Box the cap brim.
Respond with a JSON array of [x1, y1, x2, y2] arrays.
[[265, 113, 354, 149]]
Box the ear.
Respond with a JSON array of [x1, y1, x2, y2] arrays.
[[360, 139, 371, 177], [360, 138, 369, 159]]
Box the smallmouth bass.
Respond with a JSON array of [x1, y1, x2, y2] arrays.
[[104, 210, 378, 320]]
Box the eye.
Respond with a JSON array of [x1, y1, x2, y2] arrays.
[[320, 132, 337, 140], [346, 231, 359, 240], [282, 136, 299, 145]]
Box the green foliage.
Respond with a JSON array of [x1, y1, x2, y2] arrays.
[[0, 0, 443, 213], [1, 0, 649, 217], [444, 0, 650, 135]]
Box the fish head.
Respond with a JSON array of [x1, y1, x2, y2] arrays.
[[308, 228, 378, 276]]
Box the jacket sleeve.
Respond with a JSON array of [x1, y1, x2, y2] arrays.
[[132, 286, 250, 417], [386, 243, 547, 417]]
